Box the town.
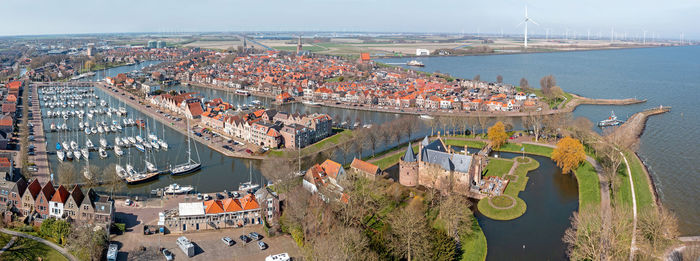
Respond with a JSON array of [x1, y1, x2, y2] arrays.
[[0, 6, 697, 260]]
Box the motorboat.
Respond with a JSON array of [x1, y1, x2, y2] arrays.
[[134, 143, 145, 152], [99, 147, 108, 158], [598, 111, 624, 127], [164, 184, 194, 194]]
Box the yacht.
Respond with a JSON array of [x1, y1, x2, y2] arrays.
[[239, 162, 259, 192], [114, 146, 124, 156], [134, 143, 145, 152], [171, 118, 202, 175], [99, 147, 108, 158], [57, 150, 65, 161], [164, 184, 194, 194]]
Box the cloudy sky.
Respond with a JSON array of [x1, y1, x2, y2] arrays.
[[2, 0, 698, 39]]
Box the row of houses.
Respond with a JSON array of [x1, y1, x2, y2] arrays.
[[159, 188, 279, 233], [200, 108, 333, 149], [0, 80, 22, 149], [0, 178, 114, 228]]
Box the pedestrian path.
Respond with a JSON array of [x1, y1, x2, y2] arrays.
[[0, 236, 17, 254], [622, 152, 638, 261]]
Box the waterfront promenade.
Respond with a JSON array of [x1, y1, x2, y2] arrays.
[[28, 84, 51, 183], [91, 83, 265, 160]]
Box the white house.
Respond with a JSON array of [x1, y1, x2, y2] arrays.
[[49, 185, 70, 218]]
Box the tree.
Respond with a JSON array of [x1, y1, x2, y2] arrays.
[[367, 125, 380, 156], [473, 74, 481, 82], [430, 229, 458, 261], [540, 75, 557, 97], [551, 136, 586, 174], [338, 133, 356, 165], [260, 157, 296, 193], [438, 194, 473, 238], [496, 75, 503, 83], [477, 112, 490, 136], [519, 78, 530, 90], [389, 205, 431, 261], [58, 163, 77, 186], [524, 112, 544, 142], [425, 117, 438, 136], [563, 206, 632, 261], [636, 207, 679, 257], [487, 121, 508, 149]]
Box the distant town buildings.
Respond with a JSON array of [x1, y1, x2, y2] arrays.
[[416, 48, 430, 56]]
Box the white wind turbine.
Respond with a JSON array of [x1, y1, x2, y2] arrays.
[[517, 6, 539, 48]]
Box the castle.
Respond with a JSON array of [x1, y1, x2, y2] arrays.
[[399, 135, 486, 197]]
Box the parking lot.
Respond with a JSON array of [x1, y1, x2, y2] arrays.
[[112, 225, 300, 261]]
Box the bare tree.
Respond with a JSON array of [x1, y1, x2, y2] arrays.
[[261, 157, 296, 193], [467, 116, 479, 136], [563, 206, 632, 261], [540, 75, 557, 97], [425, 118, 438, 136], [367, 126, 380, 156], [389, 205, 431, 261], [338, 134, 356, 165], [438, 194, 473, 238], [58, 163, 76, 186], [636, 207, 679, 257], [520, 77, 530, 90], [477, 112, 491, 137], [524, 112, 544, 142], [379, 125, 392, 150], [496, 75, 503, 83]]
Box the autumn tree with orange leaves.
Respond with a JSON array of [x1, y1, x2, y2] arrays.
[[551, 136, 586, 174], [488, 121, 508, 149]]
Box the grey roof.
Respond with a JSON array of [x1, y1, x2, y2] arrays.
[[420, 139, 472, 173], [421, 136, 430, 147], [403, 142, 416, 162]]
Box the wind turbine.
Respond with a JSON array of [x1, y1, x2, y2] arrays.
[[517, 6, 539, 48]]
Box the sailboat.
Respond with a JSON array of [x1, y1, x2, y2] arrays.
[[100, 137, 108, 148], [170, 118, 201, 175], [115, 164, 127, 179], [239, 162, 260, 192], [99, 147, 108, 158], [57, 150, 65, 161], [114, 145, 124, 156]]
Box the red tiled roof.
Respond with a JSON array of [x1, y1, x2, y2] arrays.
[[204, 199, 224, 214], [26, 179, 42, 198], [50, 185, 70, 203], [320, 159, 342, 180], [350, 158, 379, 175]]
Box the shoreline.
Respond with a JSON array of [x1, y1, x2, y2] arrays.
[[179, 82, 645, 118]]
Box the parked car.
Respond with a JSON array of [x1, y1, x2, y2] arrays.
[[196, 193, 203, 200], [258, 241, 268, 250], [239, 235, 251, 243], [249, 232, 263, 241], [221, 237, 235, 246], [162, 248, 173, 261]]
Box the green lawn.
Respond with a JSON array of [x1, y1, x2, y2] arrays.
[[625, 151, 656, 211], [614, 163, 633, 208], [370, 144, 419, 170], [572, 161, 602, 208], [460, 218, 488, 261], [478, 157, 539, 220], [0, 234, 68, 261], [483, 158, 513, 177], [269, 128, 352, 157], [443, 139, 487, 149], [272, 45, 326, 52], [498, 143, 554, 157]]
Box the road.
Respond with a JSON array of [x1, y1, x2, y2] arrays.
[[0, 228, 79, 261]]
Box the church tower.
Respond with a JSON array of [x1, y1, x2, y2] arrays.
[[296, 35, 303, 55]]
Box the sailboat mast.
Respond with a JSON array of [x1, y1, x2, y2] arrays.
[[186, 117, 192, 163]]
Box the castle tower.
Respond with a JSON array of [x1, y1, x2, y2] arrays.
[[399, 142, 419, 187]]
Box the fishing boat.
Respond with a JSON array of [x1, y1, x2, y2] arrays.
[[164, 183, 194, 194], [171, 118, 202, 175], [99, 147, 108, 158], [598, 111, 624, 127]]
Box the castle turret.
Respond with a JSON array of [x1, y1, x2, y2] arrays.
[[399, 142, 419, 187]]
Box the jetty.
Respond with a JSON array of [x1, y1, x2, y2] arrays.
[[608, 105, 671, 148]]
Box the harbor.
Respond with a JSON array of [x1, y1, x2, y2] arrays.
[[35, 81, 267, 197]]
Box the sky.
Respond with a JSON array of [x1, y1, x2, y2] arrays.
[[1, 0, 698, 40]]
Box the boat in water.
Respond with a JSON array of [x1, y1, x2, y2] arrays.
[[407, 60, 425, 67], [235, 89, 250, 96], [171, 118, 201, 175], [99, 147, 108, 158], [419, 114, 434, 120], [302, 100, 321, 106], [57, 150, 65, 161], [164, 183, 194, 194], [239, 162, 259, 192], [598, 111, 624, 127]]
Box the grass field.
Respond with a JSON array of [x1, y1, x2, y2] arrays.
[[370, 144, 420, 170], [477, 157, 540, 220], [443, 139, 487, 149], [625, 151, 656, 210], [483, 158, 513, 177], [272, 45, 327, 52], [0, 234, 68, 261], [269, 128, 352, 157], [460, 218, 488, 261]]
